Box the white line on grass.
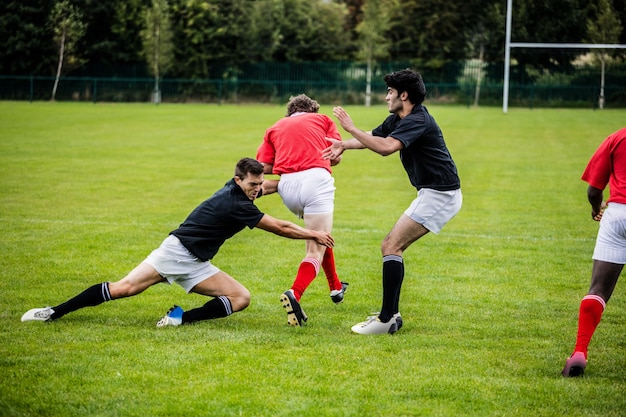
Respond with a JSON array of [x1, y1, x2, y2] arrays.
[[2, 218, 595, 243]]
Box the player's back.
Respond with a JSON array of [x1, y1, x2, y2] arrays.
[[262, 113, 341, 174]]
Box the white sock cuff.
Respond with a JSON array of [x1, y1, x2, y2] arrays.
[[303, 257, 320, 274], [102, 282, 112, 301], [383, 255, 403, 264], [218, 295, 233, 316], [583, 294, 606, 310]]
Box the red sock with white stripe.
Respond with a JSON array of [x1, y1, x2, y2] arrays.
[[573, 294, 606, 359], [291, 258, 320, 301]]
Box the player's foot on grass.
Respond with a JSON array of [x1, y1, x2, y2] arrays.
[[363, 312, 403, 331], [393, 313, 403, 331], [21, 307, 55, 322], [156, 305, 184, 328], [280, 290, 307, 326], [330, 282, 349, 304], [351, 314, 400, 335], [562, 351, 587, 377]]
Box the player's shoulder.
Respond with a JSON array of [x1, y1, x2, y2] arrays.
[[607, 128, 626, 146]]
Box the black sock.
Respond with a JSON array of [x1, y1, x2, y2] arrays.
[[51, 282, 112, 320], [182, 296, 233, 324], [379, 255, 404, 322]]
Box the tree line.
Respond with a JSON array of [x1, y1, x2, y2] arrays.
[[1, 0, 624, 81]]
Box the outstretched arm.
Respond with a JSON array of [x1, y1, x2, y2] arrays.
[[322, 137, 365, 161], [331, 106, 403, 156], [255, 214, 334, 247]]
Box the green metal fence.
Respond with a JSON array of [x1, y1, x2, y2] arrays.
[[1, 61, 625, 107]]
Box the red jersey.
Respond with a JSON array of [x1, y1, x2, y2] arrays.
[[257, 112, 342, 174], [581, 127, 626, 204]]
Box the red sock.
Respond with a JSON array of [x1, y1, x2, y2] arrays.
[[291, 258, 320, 301], [573, 295, 606, 358], [322, 247, 342, 291]]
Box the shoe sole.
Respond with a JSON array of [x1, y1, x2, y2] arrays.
[[280, 292, 307, 326]]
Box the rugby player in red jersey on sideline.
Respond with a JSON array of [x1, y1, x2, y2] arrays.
[[562, 127, 626, 377]]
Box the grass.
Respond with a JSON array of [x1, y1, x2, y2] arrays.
[[1, 101, 625, 416]]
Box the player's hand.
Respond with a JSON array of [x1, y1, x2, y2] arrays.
[[314, 231, 335, 248], [333, 106, 356, 133], [329, 153, 342, 166], [592, 202, 607, 221], [322, 137, 344, 160]]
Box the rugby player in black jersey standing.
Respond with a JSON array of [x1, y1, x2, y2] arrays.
[[323, 69, 462, 335]]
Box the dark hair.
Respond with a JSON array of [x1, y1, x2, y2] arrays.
[[384, 69, 426, 105], [286, 94, 320, 116], [235, 158, 264, 179]]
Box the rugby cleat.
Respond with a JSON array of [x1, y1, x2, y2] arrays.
[[562, 351, 587, 377], [330, 282, 349, 304], [156, 305, 184, 328], [351, 314, 400, 335], [21, 307, 55, 322], [280, 290, 308, 326]]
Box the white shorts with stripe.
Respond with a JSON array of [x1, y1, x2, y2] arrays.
[[144, 235, 220, 293], [593, 202, 626, 264], [277, 168, 335, 218]]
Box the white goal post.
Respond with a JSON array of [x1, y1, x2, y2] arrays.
[[503, 0, 626, 112]]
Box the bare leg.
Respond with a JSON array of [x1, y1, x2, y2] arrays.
[[379, 214, 429, 321], [303, 212, 333, 262], [190, 271, 251, 312], [381, 214, 430, 256], [108, 262, 166, 299], [588, 260, 623, 302]]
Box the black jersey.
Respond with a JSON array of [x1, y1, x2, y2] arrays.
[[170, 179, 265, 262], [372, 105, 460, 191]]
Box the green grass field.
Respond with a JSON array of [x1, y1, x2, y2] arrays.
[[1, 101, 625, 416]]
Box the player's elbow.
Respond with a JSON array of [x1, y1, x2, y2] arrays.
[[379, 148, 397, 157], [587, 185, 603, 198], [378, 138, 403, 156]]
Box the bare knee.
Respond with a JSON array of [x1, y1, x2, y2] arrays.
[[108, 281, 133, 299], [381, 236, 401, 257], [230, 288, 251, 312]]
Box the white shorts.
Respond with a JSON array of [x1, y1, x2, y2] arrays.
[[593, 203, 626, 264], [278, 168, 335, 218], [404, 188, 462, 234], [144, 235, 220, 293]]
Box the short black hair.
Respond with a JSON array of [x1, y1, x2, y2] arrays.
[[235, 158, 264, 179], [384, 69, 426, 105]]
